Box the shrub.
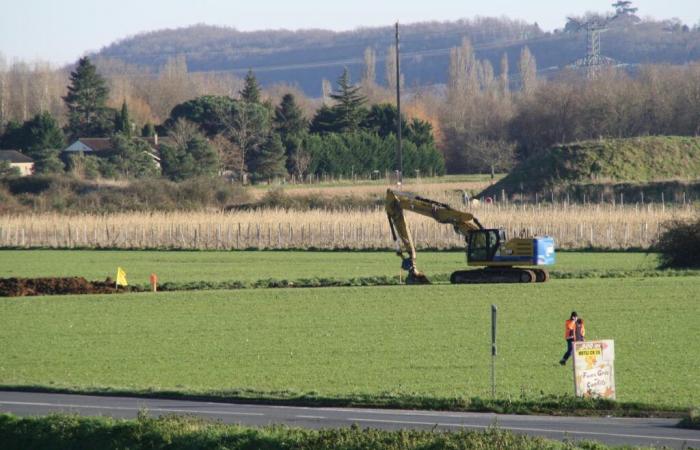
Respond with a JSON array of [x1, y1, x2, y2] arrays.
[[0, 175, 250, 213], [653, 217, 700, 269]]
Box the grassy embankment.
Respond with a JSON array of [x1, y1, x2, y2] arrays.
[[0, 414, 616, 450], [482, 136, 700, 200]]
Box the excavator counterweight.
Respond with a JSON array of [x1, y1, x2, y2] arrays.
[[385, 189, 555, 284]]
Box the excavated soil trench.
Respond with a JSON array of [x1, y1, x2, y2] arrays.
[[0, 277, 127, 297]]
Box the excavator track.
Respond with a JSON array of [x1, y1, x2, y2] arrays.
[[450, 268, 548, 284]]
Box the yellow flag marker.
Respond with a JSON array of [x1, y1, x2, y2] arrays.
[[116, 267, 128, 287]]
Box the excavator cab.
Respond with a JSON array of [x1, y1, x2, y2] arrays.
[[467, 229, 504, 263]]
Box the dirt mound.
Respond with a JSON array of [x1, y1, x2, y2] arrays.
[[0, 277, 125, 297]]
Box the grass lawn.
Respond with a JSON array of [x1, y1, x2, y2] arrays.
[[0, 276, 697, 409], [0, 250, 660, 285]]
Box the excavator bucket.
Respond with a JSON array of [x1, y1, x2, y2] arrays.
[[407, 271, 431, 285]]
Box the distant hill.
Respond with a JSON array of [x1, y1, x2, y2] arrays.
[[91, 19, 700, 96], [480, 136, 700, 197]]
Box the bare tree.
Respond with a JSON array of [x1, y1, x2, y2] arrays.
[[292, 147, 312, 180], [385, 45, 404, 91], [0, 54, 7, 126], [321, 79, 332, 105], [500, 53, 510, 96], [362, 47, 376, 86], [448, 38, 479, 99], [168, 118, 200, 149], [519, 46, 538, 97], [211, 134, 244, 178]]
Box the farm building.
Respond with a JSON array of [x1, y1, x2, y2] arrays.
[[63, 136, 165, 167], [0, 150, 34, 176]]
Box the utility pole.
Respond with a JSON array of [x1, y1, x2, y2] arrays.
[[395, 21, 403, 185], [491, 304, 498, 399]]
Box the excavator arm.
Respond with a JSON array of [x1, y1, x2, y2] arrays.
[[385, 189, 483, 283]]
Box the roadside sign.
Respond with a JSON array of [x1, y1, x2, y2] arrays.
[[573, 340, 616, 399]]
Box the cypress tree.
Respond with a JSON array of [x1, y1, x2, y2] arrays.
[[141, 123, 156, 137], [63, 57, 112, 139], [115, 100, 132, 136], [240, 69, 261, 103]]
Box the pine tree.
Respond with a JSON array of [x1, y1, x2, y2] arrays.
[[63, 57, 112, 138], [329, 68, 367, 132], [274, 93, 307, 139], [240, 69, 261, 103], [115, 100, 132, 137]]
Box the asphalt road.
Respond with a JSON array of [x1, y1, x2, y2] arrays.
[[1, 391, 698, 449]]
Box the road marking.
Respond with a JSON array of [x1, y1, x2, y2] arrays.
[[0, 401, 265, 417], [346, 418, 700, 443], [296, 415, 327, 419]]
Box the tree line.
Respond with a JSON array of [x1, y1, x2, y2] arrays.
[[0, 57, 444, 182]]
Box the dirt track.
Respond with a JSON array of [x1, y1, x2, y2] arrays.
[[0, 277, 124, 297]]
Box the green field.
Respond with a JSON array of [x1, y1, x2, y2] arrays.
[[252, 174, 504, 190], [0, 250, 659, 285], [0, 274, 698, 409]]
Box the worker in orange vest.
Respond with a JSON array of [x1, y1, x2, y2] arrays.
[[559, 311, 581, 366]]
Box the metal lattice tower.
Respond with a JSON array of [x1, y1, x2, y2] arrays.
[[568, 18, 617, 77]]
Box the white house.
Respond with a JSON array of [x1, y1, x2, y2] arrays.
[[0, 150, 34, 176]]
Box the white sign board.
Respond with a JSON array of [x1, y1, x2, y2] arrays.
[[573, 340, 616, 400]]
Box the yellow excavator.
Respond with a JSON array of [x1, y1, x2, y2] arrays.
[[385, 189, 555, 284]]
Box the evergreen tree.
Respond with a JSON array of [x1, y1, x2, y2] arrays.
[[107, 133, 159, 178], [240, 69, 261, 103], [274, 94, 307, 139], [329, 68, 367, 132], [309, 105, 338, 134], [362, 103, 407, 138], [24, 112, 65, 154], [63, 57, 112, 138], [406, 118, 435, 148], [141, 123, 156, 137], [0, 112, 65, 173], [32, 148, 65, 174], [249, 133, 287, 181], [0, 120, 24, 149], [115, 100, 132, 137], [274, 93, 308, 172], [160, 134, 219, 181]]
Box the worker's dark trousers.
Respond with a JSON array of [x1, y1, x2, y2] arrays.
[[561, 338, 574, 362]]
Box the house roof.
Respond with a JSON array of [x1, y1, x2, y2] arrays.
[[67, 137, 173, 153], [0, 150, 34, 163], [75, 138, 114, 152]]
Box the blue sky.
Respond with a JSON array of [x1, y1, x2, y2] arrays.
[[1, 0, 698, 65]]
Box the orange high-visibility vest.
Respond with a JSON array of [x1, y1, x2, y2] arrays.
[[565, 319, 576, 340]]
